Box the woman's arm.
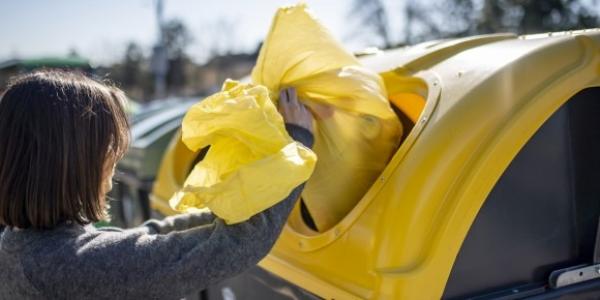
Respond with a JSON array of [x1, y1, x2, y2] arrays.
[[141, 210, 216, 234], [25, 184, 306, 299], [97, 210, 216, 234], [99, 126, 313, 235]]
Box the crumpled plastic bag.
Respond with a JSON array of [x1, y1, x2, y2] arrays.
[[169, 80, 317, 224], [251, 4, 402, 231]]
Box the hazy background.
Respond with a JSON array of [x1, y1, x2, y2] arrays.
[[1, 0, 599, 101]]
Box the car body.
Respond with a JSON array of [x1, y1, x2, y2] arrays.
[[0, 57, 94, 91], [109, 98, 197, 227], [149, 29, 600, 299]]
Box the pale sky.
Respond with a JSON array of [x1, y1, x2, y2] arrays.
[[0, 0, 407, 65]]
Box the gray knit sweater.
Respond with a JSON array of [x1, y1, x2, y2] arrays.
[[0, 125, 313, 300]]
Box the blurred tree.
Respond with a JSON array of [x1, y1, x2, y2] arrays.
[[101, 42, 153, 101], [404, 0, 475, 42], [122, 42, 144, 91], [163, 19, 193, 95], [68, 48, 81, 58], [164, 19, 192, 59], [349, 0, 598, 51], [349, 0, 394, 48], [204, 18, 238, 57], [406, 0, 600, 42]]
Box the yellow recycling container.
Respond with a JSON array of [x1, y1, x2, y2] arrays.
[[151, 29, 600, 299]]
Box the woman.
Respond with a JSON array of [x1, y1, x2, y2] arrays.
[[0, 70, 314, 299]]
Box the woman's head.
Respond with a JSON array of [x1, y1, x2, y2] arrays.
[[0, 70, 130, 229]]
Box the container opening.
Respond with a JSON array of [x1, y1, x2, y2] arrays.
[[288, 71, 429, 235], [384, 70, 428, 142]]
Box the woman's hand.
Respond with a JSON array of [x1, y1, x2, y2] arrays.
[[278, 87, 314, 134]]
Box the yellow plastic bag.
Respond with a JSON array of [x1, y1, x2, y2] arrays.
[[252, 4, 402, 231], [170, 80, 317, 224]]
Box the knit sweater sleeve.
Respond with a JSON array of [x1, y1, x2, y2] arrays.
[[140, 210, 217, 234], [23, 125, 314, 299]]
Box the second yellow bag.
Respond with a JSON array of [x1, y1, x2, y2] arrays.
[[252, 4, 403, 231]]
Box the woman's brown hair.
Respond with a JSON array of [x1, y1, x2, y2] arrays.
[[0, 70, 130, 229]]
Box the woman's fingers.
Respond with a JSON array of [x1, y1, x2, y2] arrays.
[[277, 87, 314, 134], [278, 89, 289, 114], [279, 89, 288, 103], [288, 87, 298, 104]]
